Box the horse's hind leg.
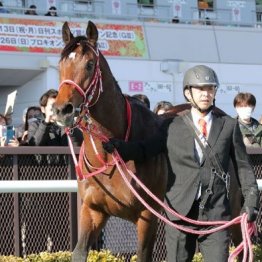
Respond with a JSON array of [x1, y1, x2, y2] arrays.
[[136, 210, 158, 262], [72, 203, 108, 262]]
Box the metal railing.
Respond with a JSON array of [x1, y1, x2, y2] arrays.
[[1, 2, 262, 28], [0, 146, 261, 261]]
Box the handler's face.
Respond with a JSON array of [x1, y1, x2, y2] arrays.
[[186, 85, 216, 111]]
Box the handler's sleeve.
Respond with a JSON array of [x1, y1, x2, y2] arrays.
[[103, 118, 172, 162]]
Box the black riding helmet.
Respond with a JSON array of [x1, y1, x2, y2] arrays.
[[183, 65, 219, 113]]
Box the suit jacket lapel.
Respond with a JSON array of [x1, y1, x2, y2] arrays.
[[200, 113, 225, 164], [183, 111, 199, 163], [208, 113, 225, 148]]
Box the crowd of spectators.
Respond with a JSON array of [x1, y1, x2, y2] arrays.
[[0, 89, 83, 148], [0, 2, 58, 17], [0, 90, 261, 149]]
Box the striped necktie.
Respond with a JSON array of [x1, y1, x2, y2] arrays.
[[198, 118, 207, 138]]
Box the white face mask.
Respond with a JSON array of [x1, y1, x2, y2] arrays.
[[28, 118, 38, 124], [236, 107, 253, 121]]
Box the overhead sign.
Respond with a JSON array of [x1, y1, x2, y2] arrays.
[[129, 81, 173, 93], [227, 1, 246, 8], [0, 18, 148, 58]]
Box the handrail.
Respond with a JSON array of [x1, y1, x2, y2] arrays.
[[0, 146, 80, 155], [0, 145, 261, 154], [1, 179, 262, 193], [0, 180, 78, 193], [1, 3, 262, 27]]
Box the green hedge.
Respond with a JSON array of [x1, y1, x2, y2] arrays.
[[1, 246, 262, 262]]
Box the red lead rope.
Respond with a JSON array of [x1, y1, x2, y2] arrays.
[[111, 152, 256, 262]]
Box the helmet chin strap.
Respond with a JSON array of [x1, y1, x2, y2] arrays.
[[189, 88, 215, 114]]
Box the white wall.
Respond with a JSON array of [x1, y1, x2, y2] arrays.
[[145, 23, 262, 64]]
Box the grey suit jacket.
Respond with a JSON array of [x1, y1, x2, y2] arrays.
[[165, 111, 258, 221]]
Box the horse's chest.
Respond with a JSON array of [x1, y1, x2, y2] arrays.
[[78, 174, 136, 215]]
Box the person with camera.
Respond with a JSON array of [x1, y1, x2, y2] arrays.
[[102, 65, 259, 262], [17, 106, 43, 146], [28, 89, 82, 147]]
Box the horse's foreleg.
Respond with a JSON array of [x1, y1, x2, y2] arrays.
[[72, 203, 108, 262], [136, 210, 158, 262]]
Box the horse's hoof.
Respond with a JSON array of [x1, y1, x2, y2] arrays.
[[71, 251, 87, 262]]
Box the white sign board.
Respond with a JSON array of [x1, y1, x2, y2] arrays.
[[5, 90, 17, 115]]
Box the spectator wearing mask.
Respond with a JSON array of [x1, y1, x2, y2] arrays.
[[233, 92, 262, 147], [18, 106, 43, 145]]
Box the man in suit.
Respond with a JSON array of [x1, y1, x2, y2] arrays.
[[103, 65, 259, 262]]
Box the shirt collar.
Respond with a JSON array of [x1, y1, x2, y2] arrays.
[[191, 110, 213, 126]]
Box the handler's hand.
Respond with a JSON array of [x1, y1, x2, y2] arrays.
[[102, 138, 129, 161], [102, 139, 117, 154], [245, 206, 258, 222]]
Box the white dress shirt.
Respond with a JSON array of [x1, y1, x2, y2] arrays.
[[191, 110, 213, 199]]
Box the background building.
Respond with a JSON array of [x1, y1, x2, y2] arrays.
[[0, 0, 262, 125]]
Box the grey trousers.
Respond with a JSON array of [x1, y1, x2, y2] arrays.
[[165, 201, 230, 262]]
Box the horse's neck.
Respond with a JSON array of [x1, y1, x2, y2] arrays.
[[89, 68, 127, 139]]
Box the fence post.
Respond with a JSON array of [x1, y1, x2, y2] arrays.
[[13, 154, 20, 256], [68, 154, 78, 251]]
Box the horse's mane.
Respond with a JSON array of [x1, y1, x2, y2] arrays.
[[60, 36, 89, 61]]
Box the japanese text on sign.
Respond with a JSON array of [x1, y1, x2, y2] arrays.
[[0, 18, 147, 57]]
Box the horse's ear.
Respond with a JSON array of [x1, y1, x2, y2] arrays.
[[86, 21, 98, 46], [62, 22, 74, 45]]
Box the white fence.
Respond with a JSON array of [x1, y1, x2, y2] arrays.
[[0, 179, 262, 193]]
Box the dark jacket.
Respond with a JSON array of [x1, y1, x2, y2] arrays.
[[238, 117, 262, 147], [112, 110, 259, 221], [165, 111, 258, 221]]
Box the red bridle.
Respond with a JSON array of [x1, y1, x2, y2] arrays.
[[58, 44, 103, 108]]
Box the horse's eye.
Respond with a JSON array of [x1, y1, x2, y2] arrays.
[[86, 60, 94, 71]]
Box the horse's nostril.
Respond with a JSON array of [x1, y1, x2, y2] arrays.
[[53, 107, 59, 115], [62, 103, 74, 116]]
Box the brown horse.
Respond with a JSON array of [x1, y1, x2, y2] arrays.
[[53, 21, 168, 262]]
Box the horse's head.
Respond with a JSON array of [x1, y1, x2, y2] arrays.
[[53, 21, 102, 127]]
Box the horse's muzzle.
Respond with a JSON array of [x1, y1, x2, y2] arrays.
[[53, 102, 75, 127]]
